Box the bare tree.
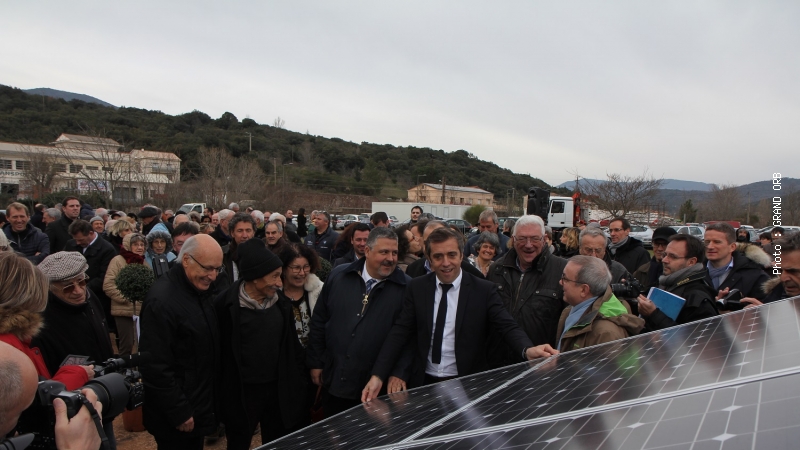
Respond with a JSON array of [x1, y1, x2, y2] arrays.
[[273, 116, 285, 129], [698, 184, 742, 221], [581, 169, 664, 219], [20, 144, 62, 199], [52, 132, 131, 208], [194, 147, 268, 208]]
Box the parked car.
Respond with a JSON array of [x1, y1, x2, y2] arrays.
[[757, 226, 800, 236], [670, 225, 705, 241], [629, 224, 654, 248], [335, 214, 359, 230], [445, 219, 472, 235]]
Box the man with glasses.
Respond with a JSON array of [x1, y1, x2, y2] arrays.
[[632, 226, 677, 292], [578, 227, 629, 283], [556, 256, 643, 352], [486, 215, 568, 367], [607, 217, 651, 274], [139, 234, 223, 450], [742, 232, 800, 306], [636, 234, 718, 332]]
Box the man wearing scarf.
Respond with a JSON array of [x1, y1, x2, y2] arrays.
[[607, 217, 651, 274], [636, 234, 718, 332]]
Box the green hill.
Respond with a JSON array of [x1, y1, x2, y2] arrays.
[[0, 84, 557, 204]]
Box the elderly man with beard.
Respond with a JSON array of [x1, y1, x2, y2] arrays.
[[139, 235, 223, 450], [637, 234, 718, 332], [306, 227, 412, 417], [215, 239, 307, 449], [486, 215, 568, 367]]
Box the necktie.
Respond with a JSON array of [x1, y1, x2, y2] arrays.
[[365, 278, 377, 294], [432, 283, 453, 364]]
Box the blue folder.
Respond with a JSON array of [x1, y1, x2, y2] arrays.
[[647, 287, 687, 321]]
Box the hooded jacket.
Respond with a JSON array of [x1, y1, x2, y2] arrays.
[[144, 229, 176, 268], [761, 276, 791, 303], [104, 233, 152, 317], [0, 307, 89, 390], [3, 222, 50, 264], [704, 243, 771, 300], [609, 237, 651, 274], [556, 287, 644, 352]]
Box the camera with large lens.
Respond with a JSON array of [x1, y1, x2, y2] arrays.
[[610, 278, 645, 299], [14, 353, 147, 450]]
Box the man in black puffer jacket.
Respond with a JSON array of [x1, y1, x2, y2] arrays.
[[3, 203, 50, 264], [139, 234, 222, 450], [607, 217, 651, 274]]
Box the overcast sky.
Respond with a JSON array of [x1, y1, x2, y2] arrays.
[[3, 1, 798, 187]]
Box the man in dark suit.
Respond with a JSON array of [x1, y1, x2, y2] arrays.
[[405, 220, 485, 279], [64, 219, 117, 330], [361, 228, 558, 401]]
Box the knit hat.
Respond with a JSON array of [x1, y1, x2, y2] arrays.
[[652, 226, 678, 244], [237, 238, 282, 281], [89, 216, 104, 225], [138, 206, 159, 219], [38, 252, 89, 282]]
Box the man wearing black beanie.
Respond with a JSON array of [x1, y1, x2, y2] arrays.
[[214, 238, 308, 449]]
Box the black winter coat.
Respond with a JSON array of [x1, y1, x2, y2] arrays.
[[3, 223, 50, 264], [486, 248, 567, 366], [45, 215, 74, 253], [304, 226, 339, 262], [609, 237, 651, 274], [644, 268, 718, 332], [306, 259, 411, 400], [704, 249, 770, 300], [139, 265, 220, 437], [215, 281, 307, 433]]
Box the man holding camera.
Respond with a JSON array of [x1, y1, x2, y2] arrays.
[[0, 341, 102, 450], [556, 256, 643, 352]]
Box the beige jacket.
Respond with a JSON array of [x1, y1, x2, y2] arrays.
[[103, 233, 150, 317]]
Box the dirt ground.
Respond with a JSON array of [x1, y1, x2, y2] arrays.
[[113, 417, 262, 449]]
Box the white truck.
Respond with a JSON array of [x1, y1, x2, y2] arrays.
[[526, 188, 587, 231], [177, 203, 207, 215]]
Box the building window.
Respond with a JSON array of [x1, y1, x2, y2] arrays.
[[15, 161, 31, 171], [0, 160, 12, 169], [86, 166, 99, 171], [53, 163, 67, 173], [69, 164, 83, 173]]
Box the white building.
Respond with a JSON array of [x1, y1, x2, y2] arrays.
[[0, 133, 180, 203]]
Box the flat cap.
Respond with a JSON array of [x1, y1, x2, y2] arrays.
[[38, 252, 89, 282]]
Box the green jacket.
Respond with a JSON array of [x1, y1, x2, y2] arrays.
[[556, 287, 644, 352]]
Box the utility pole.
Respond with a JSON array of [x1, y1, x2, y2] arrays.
[[273, 157, 277, 186], [441, 176, 446, 204], [747, 191, 751, 224], [245, 132, 252, 153]]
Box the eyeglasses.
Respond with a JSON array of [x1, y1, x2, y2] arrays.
[[187, 254, 224, 274], [580, 247, 605, 256], [513, 235, 544, 244], [560, 273, 585, 285], [288, 264, 311, 274], [59, 275, 89, 294], [663, 253, 688, 261], [609, 228, 625, 233]]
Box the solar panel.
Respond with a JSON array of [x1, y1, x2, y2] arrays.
[[261, 296, 800, 450]]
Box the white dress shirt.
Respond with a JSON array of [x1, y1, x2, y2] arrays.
[[426, 271, 462, 378]]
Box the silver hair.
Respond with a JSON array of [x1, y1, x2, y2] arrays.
[[228, 202, 239, 210], [512, 215, 545, 236], [267, 219, 283, 233], [478, 209, 498, 224], [424, 220, 447, 233], [217, 209, 233, 221], [177, 235, 201, 261], [45, 208, 61, 220], [579, 226, 607, 243], [570, 255, 612, 297], [366, 226, 397, 249], [473, 231, 500, 253], [250, 210, 265, 223]]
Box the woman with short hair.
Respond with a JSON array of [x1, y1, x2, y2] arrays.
[[469, 231, 500, 276]]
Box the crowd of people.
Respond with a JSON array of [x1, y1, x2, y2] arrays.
[[1, 198, 797, 450]]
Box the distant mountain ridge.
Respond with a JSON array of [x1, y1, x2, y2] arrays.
[[557, 178, 714, 192], [23, 88, 116, 108]]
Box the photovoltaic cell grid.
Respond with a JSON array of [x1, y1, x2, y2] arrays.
[[261, 296, 800, 450]]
